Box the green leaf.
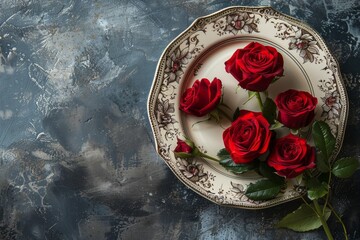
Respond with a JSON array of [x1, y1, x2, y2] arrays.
[[262, 97, 277, 124], [312, 121, 336, 160], [174, 152, 193, 158], [217, 148, 259, 174], [245, 179, 282, 200], [219, 158, 258, 174], [332, 157, 359, 178], [243, 91, 257, 105], [217, 148, 230, 160], [316, 152, 330, 172], [277, 204, 331, 232], [270, 120, 284, 130], [306, 179, 328, 200], [184, 138, 195, 149], [232, 107, 240, 121], [258, 162, 285, 184], [295, 174, 303, 185], [316, 172, 330, 184], [271, 75, 283, 84]]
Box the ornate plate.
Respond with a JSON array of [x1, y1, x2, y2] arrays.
[[147, 6, 348, 209]]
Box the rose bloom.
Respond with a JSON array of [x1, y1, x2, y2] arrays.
[[179, 78, 222, 117], [224, 42, 284, 92], [174, 138, 194, 158], [275, 89, 318, 129], [267, 134, 316, 178], [223, 110, 272, 164]]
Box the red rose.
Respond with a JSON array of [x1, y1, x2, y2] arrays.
[[267, 134, 316, 178], [179, 78, 222, 117], [224, 42, 284, 92], [275, 89, 318, 129], [223, 110, 272, 164], [174, 138, 194, 158]]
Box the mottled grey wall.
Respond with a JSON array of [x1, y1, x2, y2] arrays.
[[0, 0, 359, 239]]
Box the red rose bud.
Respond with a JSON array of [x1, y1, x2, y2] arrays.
[[180, 78, 222, 117], [224, 42, 284, 92], [223, 110, 272, 164], [275, 89, 318, 129], [267, 134, 316, 178], [174, 138, 195, 158]]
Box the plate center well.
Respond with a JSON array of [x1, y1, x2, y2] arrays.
[[180, 37, 312, 179]]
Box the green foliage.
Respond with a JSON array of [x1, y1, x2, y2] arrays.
[[243, 91, 257, 105], [219, 158, 258, 174], [262, 97, 277, 124], [245, 179, 282, 201], [270, 120, 284, 130], [217, 148, 230, 160], [271, 75, 282, 84], [217, 148, 258, 174], [312, 121, 336, 160], [277, 204, 331, 232], [316, 152, 330, 173], [306, 179, 328, 200], [232, 107, 240, 121], [332, 157, 359, 178], [174, 152, 193, 158], [258, 162, 285, 184]]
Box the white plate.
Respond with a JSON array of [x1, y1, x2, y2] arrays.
[[147, 6, 348, 209]]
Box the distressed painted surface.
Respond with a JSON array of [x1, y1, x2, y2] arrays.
[[0, 0, 359, 239]]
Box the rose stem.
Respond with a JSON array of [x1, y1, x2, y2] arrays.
[[305, 170, 335, 239], [255, 92, 264, 111], [327, 203, 348, 240], [217, 107, 233, 122], [192, 118, 211, 128], [306, 170, 333, 219], [313, 199, 334, 240], [322, 164, 332, 215], [199, 152, 219, 162]]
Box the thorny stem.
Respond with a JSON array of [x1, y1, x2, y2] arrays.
[[323, 168, 332, 215], [313, 200, 334, 240], [299, 193, 315, 211], [295, 175, 315, 211], [255, 92, 264, 111], [328, 203, 348, 240], [304, 170, 335, 240]]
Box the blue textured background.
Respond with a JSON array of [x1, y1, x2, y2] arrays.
[[0, 0, 359, 239]]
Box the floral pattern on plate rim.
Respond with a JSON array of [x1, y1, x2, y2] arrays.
[[148, 6, 348, 208]]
